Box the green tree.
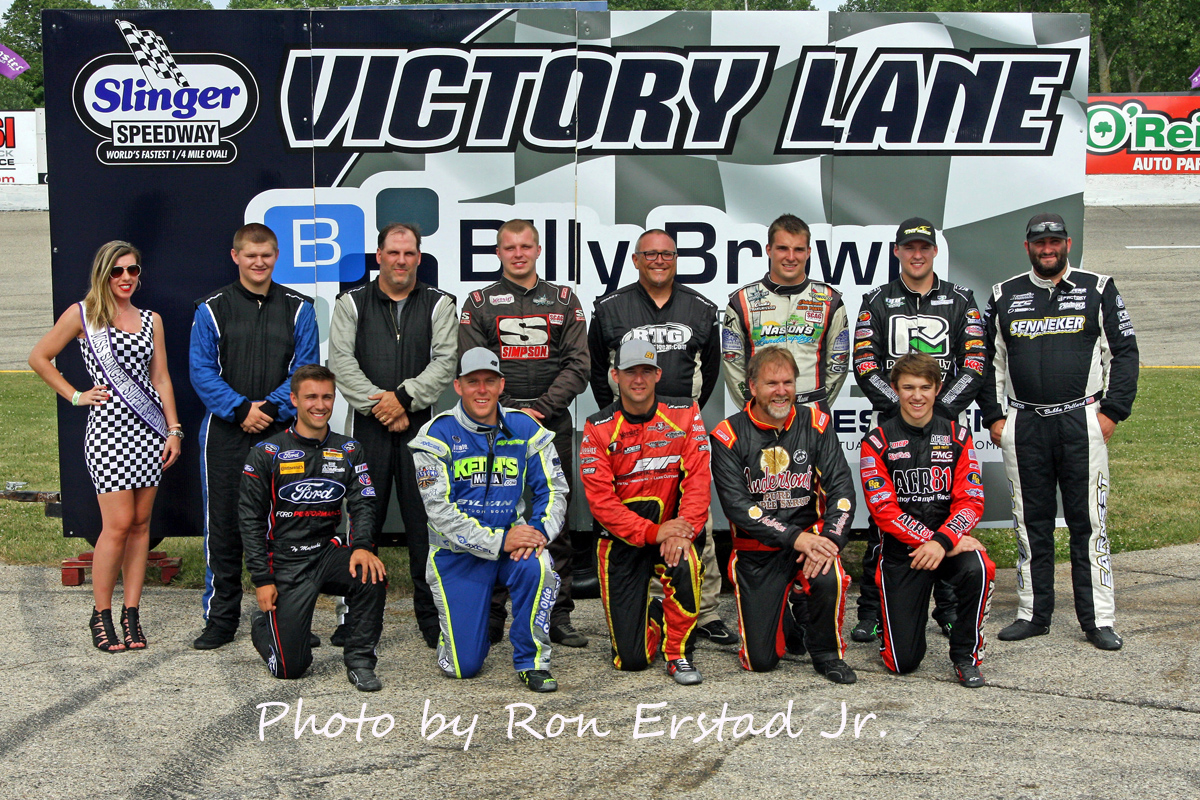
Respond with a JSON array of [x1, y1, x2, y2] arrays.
[[0, 0, 99, 108], [112, 0, 215, 8]]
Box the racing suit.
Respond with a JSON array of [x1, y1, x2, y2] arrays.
[[458, 276, 589, 628], [588, 281, 722, 627], [852, 275, 988, 628], [579, 397, 711, 670], [860, 416, 994, 674], [710, 403, 855, 672], [238, 426, 384, 679], [190, 280, 318, 634], [721, 275, 849, 408], [409, 403, 567, 679], [978, 266, 1138, 632], [328, 279, 457, 642]]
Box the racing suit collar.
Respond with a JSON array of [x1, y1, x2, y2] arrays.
[[234, 280, 275, 302], [451, 401, 515, 436], [744, 400, 797, 431], [895, 416, 934, 438], [761, 273, 810, 296], [499, 274, 541, 295], [618, 397, 659, 425], [1028, 262, 1075, 291], [899, 273, 941, 297], [286, 425, 330, 447], [633, 280, 678, 307]]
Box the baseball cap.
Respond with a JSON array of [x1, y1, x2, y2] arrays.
[[459, 347, 503, 377], [615, 340, 658, 370], [1026, 212, 1068, 242], [895, 217, 937, 247]]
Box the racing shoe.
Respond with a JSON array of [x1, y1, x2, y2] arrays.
[[697, 619, 740, 646], [997, 619, 1049, 641], [550, 622, 589, 648], [784, 620, 807, 656], [954, 663, 986, 688], [813, 658, 858, 685], [347, 666, 383, 692], [667, 658, 703, 686], [309, 632, 321, 648], [938, 620, 954, 639], [1085, 626, 1123, 651], [519, 670, 558, 693], [192, 622, 235, 650], [850, 618, 879, 643], [329, 623, 348, 648]]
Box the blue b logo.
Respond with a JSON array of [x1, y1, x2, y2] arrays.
[[265, 204, 366, 284]]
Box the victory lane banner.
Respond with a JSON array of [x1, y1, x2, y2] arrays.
[[43, 9, 1088, 539]]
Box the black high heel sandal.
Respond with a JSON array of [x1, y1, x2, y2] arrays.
[[121, 606, 147, 650], [90, 607, 126, 653]]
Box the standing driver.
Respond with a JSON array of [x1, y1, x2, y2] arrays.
[[978, 213, 1139, 651], [409, 348, 568, 692], [239, 365, 387, 692]]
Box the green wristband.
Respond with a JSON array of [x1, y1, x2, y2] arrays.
[[71, 390, 82, 406]]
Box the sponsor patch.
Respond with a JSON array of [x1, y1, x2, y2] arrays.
[[548, 313, 564, 325], [865, 477, 884, 491], [279, 449, 304, 461], [321, 462, 342, 474], [358, 474, 372, 486], [362, 486, 376, 497], [261, 443, 279, 454], [460, 311, 471, 324], [967, 472, 983, 486], [858, 311, 871, 323], [868, 492, 892, 504], [322, 448, 343, 459], [575, 308, 585, 321], [490, 293, 514, 304], [355, 463, 368, 473], [341, 442, 357, 453], [280, 461, 305, 474], [748, 506, 763, 519], [860, 456, 876, 470], [836, 498, 851, 512]]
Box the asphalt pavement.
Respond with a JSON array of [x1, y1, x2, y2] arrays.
[[0, 545, 1198, 799]]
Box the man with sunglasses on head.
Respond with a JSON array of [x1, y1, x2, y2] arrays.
[[587, 229, 734, 647], [190, 223, 318, 651], [978, 212, 1139, 651]]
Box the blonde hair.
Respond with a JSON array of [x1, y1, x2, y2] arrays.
[[82, 241, 141, 329], [496, 219, 539, 246]]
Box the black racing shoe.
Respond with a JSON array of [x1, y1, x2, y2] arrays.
[[785, 623, 807, 656], [850, 618, 879, 643], [422, 628, 440, 649], [519, 669, 558, 693], [997, 619, 1050, 641], [550, 622, 589, 648], [309, 632, 321, 648], [954, 663, 986, 688], [347, 666, 382, 692], [814, 658, 858, 685], [329, 623, 348, 648], [1085, 626, 1123, 651], [488, 619, 505, 645], [667, 658, 703, 686], [192, 622, 235, 650], [938, 620, 954, 639], [697, 619, 740, 646]]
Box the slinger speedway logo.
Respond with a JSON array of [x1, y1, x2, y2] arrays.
[[72, 20, 258, 165]]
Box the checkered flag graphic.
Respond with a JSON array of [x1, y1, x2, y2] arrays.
[[115, 20, 190, 87]]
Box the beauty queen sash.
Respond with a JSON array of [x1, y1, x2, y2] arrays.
[[80, 303, 168, 440]]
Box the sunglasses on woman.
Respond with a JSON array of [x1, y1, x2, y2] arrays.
[[110, 264, 142, 278]]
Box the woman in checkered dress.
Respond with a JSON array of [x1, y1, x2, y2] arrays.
[[29, 241, 183, 653]]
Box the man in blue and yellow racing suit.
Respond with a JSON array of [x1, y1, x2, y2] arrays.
[[409, 348, 569, 692]]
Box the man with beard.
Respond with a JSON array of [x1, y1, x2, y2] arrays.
[[709, 346, 858, 683], [978, 213, 1139, 651]]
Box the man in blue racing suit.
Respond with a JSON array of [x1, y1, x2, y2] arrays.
[[409, 348, 569, 692]]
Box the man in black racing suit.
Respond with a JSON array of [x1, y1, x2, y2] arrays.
[[978, 213, 1139, 651], [710, 346, 858, 684], [239, 365, 387, 691], [850, 217, 988, 643]]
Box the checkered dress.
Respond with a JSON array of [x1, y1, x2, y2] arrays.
[[78, 308, 163, 493]]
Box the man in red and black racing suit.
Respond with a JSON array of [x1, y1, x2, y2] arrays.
[[239, 365, 387, 691], [710, 346, 857, 684], [860, 353, 994, 688], [579, 341, 711, 685]]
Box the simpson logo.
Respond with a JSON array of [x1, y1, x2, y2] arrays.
[[778, 47, 1077, 154], [72, 20, 258, 166], [280, 45, 774, 154], [498, 316, 549, 359], [1010, 315, 1085, 338]]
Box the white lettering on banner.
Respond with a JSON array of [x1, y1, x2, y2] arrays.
[[293, 218, 342, 266]]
